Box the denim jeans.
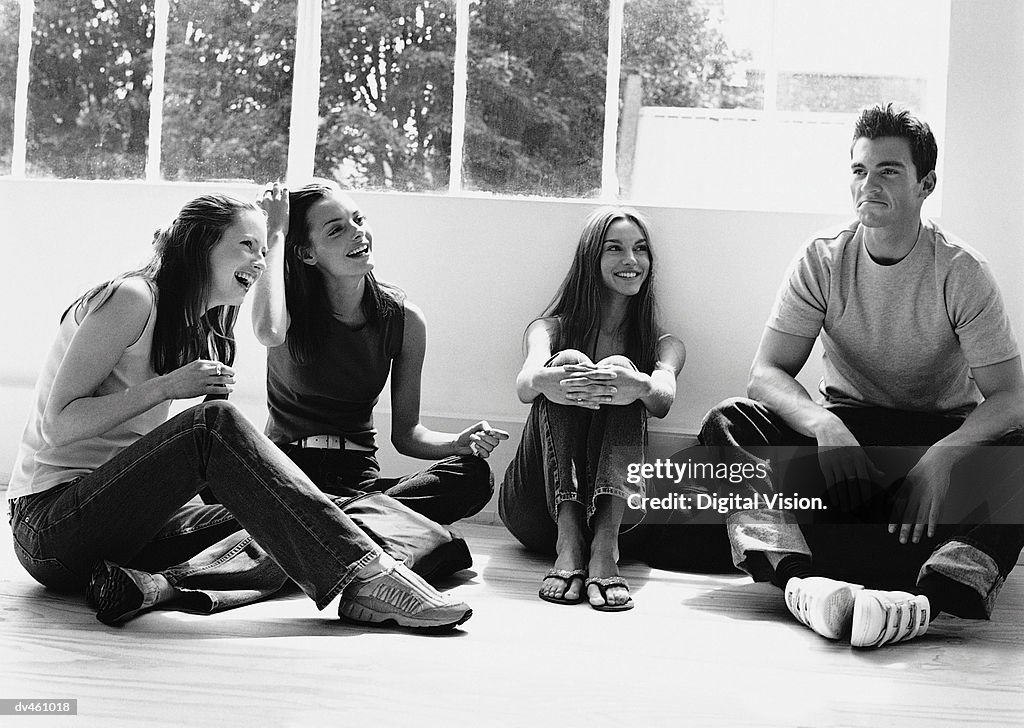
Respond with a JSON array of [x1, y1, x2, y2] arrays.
[[9, 401, 381, 611], [697, 397, 1024, 617], [498, 353, 647, 553], [279, 446, 492, 526]]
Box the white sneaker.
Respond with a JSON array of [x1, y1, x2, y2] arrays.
[[850, 589, 930, 648], [784, 577, 862, 640], [338, 555, 472, 633]]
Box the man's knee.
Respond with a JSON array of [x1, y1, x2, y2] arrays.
[[699, 397, 761, 443]]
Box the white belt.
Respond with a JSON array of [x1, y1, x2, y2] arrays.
[[291, 435, 374, 451]]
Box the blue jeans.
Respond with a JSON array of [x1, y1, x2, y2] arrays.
[[498, 354, 647, 553], [698, 397, 1024, 618], [279, 447, 492, 526], [9, 401, 381, 611]]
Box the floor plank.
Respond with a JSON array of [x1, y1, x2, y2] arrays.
[[2, 518, 1023, 727]]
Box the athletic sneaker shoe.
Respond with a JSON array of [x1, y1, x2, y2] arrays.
[[338, 557, 472, 633], [784, 576, 862, 640], [850, 589, 930, 648], [87, 560, 159, 625]]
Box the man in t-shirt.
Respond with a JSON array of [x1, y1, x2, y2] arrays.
[[698, 104, 1024, 648]]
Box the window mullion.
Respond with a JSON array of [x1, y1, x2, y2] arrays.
[[600, 0, 624, 199], [286, 0, 322, 181], [448, 0, 469, 193], [11, 0, 34, 178], [145, 0, 169, 181]]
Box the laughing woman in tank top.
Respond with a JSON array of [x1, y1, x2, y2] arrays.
[[251, 181, 508, 527]]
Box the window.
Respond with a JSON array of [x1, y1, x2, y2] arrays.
[[463, 0, 608, 198], [2, 0, 951, 213], [315, 0, 455, 191], [623, 0, 950, 212], [26, 0, 155, 179], [161, 0, 295, 182], [0, 0, 20, 175]]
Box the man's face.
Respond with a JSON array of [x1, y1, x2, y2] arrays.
[[850, 136, 934, 230]]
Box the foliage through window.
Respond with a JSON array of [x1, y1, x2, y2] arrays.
[[26, 0, 154, 179], [315, 0, 455, 191], [2, 0, 950, 213], [161, 0, 294, 182], [0, 0, 19, 175]]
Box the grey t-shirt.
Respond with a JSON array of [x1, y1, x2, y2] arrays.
[[768, 219, 1018, 416]]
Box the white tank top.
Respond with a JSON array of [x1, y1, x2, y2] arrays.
[[7, 279, 170, 500]]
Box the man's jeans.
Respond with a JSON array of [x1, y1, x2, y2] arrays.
[[498, 354, 647, 553], [698, 397, 1024, 618], [9, 401, 381, 612], [280, 447, 493, 526]]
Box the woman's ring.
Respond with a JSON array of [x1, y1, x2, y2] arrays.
[[216, 364, 222, 376]]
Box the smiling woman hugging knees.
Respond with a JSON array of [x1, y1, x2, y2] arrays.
[[498, 206, 686, 611]]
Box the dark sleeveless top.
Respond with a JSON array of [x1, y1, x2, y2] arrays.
[[265, 291, 406, 449]]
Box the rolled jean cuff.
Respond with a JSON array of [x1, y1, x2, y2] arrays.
[[314, 547, 383, 611], [726, 509, 810, 581], [552, 490, 580, 521], [918, 540, 1004, 618]]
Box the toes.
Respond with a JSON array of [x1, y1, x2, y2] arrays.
[[587, 583, 605, 607], [540, 578, 566, 600], [564, 577, 583, 602], [605, 585, 628, 606]]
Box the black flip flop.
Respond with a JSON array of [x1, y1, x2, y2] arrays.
[[585, 576, 634, 612], [538, 568, 587, 605]]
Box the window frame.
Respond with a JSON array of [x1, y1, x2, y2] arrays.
[[3, 0, 949, 215]]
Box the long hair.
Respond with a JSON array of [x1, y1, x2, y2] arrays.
[[283, 182, 402, 364], [63, 194, 260, 374], [541, 206, 661, 372]]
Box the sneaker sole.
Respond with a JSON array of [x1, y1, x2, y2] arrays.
[[89, 561, 144, 626], [817, 585, 857, 640], [786, 580, 857, 640], [338, 604, 473, 634]]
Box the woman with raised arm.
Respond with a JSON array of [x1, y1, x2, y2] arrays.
[[251, 181, 508, 526], [7, 190, 470, 632], [499, 207, 686, 611]]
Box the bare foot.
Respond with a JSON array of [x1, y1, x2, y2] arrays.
[[586, 539, 629, 608], [540, 503, 588, 603], [540, 536, 587, 602]]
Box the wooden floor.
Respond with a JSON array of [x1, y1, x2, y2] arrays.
[[3, 515, 1024, 728]]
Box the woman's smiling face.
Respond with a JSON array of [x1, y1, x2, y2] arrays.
[[599, 218, 649, 299], [302, 193, 374, 278], [205, 208, 267, 309]]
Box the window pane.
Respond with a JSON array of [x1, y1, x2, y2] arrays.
[[464, 0, 607, 198], [0, 0, 19, 175], [26, 0, 154, 179], [623, 0, 949, 212], [770, 0, 943, 115], [316, 0, 456, 192], [618, 0, 761, 198], [622, 0, 763, 110], [161, 0, 295, 182]]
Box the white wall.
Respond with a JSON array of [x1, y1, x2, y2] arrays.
[[2, 1, 1022, 509]]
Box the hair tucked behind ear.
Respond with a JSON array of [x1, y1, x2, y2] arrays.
[[540, 206, 661, 373], [64, 194, 261, 374], [283, 182, 401, 365]]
